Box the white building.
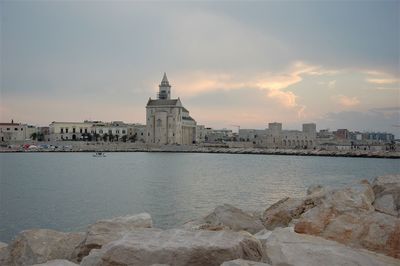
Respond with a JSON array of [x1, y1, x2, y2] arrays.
[[0, 121, 36, 142], [239, 122, 317, 149], [146, 73, 197, 145], [49, 121, 137, 142]]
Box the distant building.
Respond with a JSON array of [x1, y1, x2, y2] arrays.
[[0, 121, 36, 142], [239, 122, 317, 149], [205, 129, 233, 142], [49, 121, 142, 142], [146, 73, 197, 145], [335, 129, 350, 140]]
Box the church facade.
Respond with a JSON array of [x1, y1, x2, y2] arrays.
[[146, 73, 197, 145]]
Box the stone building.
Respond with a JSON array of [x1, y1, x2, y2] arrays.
[[239, 122, 317, 149], [0, 121, 36, 142], [49, 121, 139, 142], [146, 73, 197, 145]]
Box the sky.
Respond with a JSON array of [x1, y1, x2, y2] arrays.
[[1, 1, 399, 136]]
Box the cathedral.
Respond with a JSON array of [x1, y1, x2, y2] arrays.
[[146, 73, 197, 145]]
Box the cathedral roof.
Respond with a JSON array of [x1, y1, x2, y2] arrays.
[[146, 98, 182, 107]]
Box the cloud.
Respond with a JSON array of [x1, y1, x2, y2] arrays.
[[328, 80, 336, 88], [367, 78, 399, 85], [333, 95, 360, 107], [173, 61, 338, 117], [364, 70, 399, 85]]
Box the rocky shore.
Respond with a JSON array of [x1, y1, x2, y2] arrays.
[[1, 143, 399, 159], [1, 174, 399, 266]]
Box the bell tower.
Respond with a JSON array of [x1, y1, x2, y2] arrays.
[[158, 72, 171, 100]]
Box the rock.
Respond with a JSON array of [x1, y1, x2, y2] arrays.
[[81, 228, 264, 266], [330, 180, 375, 212], [374, 194, 397, 217], [265, 227, 400, 266], [307, 184, 324, 195], [261, 190, 324, 230], [76, 213, 152, 261], [32, 259, 79, 266], [4, 229, 85, 266], [295, 192, 400, 258], [0, 242, 9, 265], [372, 174, 400, 217], [184, 204, 264, 234], [220, 259, 270, 266], [253, 229, 272, 247]]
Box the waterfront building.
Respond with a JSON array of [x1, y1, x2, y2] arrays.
[[239, 122, 317, 149], [0, 121, 36, 142], [49, 121, 139, 142], [127, 123, 146, 143], [196, 125, 206, 143], [49, 121, 93, 141], [146, 73, 197, 145], [334, 129, 350, 140], [205, 128, 234, 142]]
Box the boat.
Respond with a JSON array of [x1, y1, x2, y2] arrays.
[[93, 152, 106, 157]]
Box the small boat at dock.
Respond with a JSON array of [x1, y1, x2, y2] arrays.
[[93, 152, 106, 157]]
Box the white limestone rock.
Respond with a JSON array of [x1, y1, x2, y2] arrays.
[[295, 180, 400, 258], [4, 229, 85, 266], [261, 189, 325, 230], [33, 259, 79, 266], [76, 213, 152, 261], [372, 174, 400, 217], [265, 227, 400, 266], [81, 228, 264, 266], [184, 204, 264, 234], [220, 259, 270, 266]]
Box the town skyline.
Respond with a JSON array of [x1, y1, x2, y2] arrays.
[[1, 1, 399, 136]]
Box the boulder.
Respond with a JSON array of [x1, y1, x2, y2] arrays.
[[261, 187, 325, 230], [220, 259, 270, 266], [253, 229, 272, 247], [295, 189, 400, 258], [184, 204, 264, 234], [0, 242, 9, 265], [265, 227, 400, 266], [372, 174, 400, 217], [81, 228, 264, 266], [33, 259, 79, 266], [3, 229, 85, 266], [76, 213, 152, 261]]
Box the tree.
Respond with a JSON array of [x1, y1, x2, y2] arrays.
[[30, 132, 37, 140], [93, 133, 100, 142], [102, 133, 109, 142], [108, 133, 114, 142], [128, 133, 137, 142], [37, 133, 44, 141], [121, 135, 128, 142]]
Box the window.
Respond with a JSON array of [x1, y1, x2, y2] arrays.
[[80, 128, 83, 133], [7, 128, 10, 131], [84, 128, 88, 133], [60, 128, 64, 133], [21, 128, 23, 131], [15, 128, 18, 131], [157, 119, 162, 127], [72, 128, 76, 133], [116, 130, 120, 134], [122, 130, 126, 134], [66, 128, 69, 133]]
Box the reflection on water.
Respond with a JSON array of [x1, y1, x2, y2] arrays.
[[0, 152, 399, 242]]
